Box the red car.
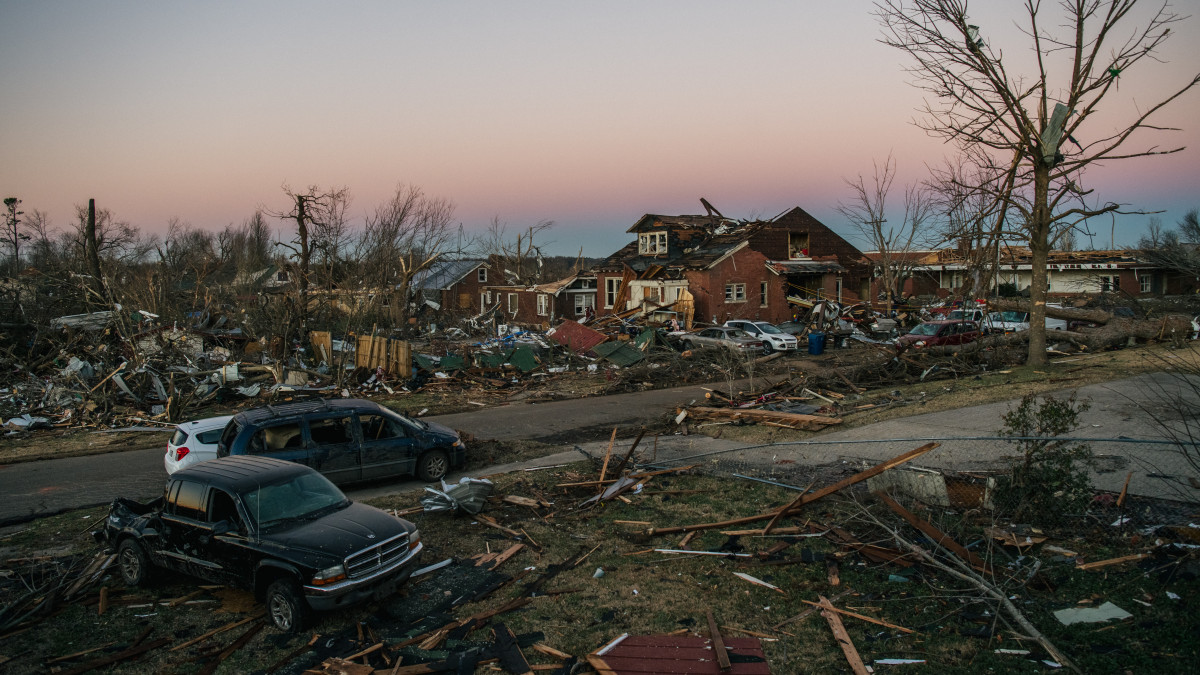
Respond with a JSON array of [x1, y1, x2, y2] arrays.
[[895, 320, 981, 350]]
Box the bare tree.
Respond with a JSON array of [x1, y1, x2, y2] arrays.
[[927, 153, 1014, 298], [1137, 209, 1200, 287], [838, 155, 935, 313], [476, 216, 556, 285], [2, 197, 27, 275], [271, 185, 350, 337], [877, 0, 1200, 365], [357, 184, 455, 328], [219, 210, 275, 281]]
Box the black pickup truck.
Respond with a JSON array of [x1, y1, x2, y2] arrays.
[[94, 455, 423, 632]]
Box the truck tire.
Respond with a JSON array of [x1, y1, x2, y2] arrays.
[[117, 539, 151, 587], [416, 449, 449, 482], [266, 579, 310, 633]]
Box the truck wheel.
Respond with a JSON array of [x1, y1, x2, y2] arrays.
[[266, 579, 310, 633], [117, 539, 150, 587], [417, 449, 449, 482]]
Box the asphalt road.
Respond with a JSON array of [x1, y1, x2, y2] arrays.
[[2, 373, 1196, 526], [0, 379, 743, 526]]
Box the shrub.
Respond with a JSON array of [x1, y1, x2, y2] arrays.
[[993, 392, 1094, 524]]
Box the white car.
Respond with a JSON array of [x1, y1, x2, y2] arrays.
[[723, 320, 799, 354], [164, 415, 233, 474]]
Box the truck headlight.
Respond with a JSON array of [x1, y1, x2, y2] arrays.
[[311, 564, 347, 586], [409, 529, 421, 548]]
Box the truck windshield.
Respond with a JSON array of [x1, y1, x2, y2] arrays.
[[242, 472, 349, 531]]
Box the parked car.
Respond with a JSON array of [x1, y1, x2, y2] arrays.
[[947, 307, 988, 323], [985, 311, 1030, 333], [680, 327, 764, 354], [216, 399, 465, 486], [723, 320, 800, 354], [165, 415, 234, 474], [95, 456, 424, 632], [895, 320, 982, 349]]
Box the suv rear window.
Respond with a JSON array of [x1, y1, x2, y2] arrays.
[[195, 428, 223, 444], [170, 428, 189, 446]]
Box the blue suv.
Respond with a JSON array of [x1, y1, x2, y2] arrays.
[[216, 399, 465, 485]]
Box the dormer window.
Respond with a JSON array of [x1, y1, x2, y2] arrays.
[[789, 233, 810, 260], [639, 232, 668, 256]]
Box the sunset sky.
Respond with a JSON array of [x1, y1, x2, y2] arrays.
[[2, 1, 1198, 257]]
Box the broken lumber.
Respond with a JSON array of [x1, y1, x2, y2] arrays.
[[647, 443, 938, 536], [818, 595, 868, 675], [1077, 553, 1149, 571], [799, 599, 913, 634], [874, 491, 989, 573], [685, 406, 842, 431], [706, 610, 732, 671]]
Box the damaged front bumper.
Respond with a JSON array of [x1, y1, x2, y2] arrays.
[[302, 540, 423, 611]]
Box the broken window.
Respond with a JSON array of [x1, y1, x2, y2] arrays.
[[789, 232, 810, 259], [574, 293, 594, 316], [477, 267, 487, 282], [537, 294, 550, 316], [309, 416, 353, 445], [725, 283, 747, 303], [638, 231, 667, 255], [760, 281, 768, 307], [1099, 275, 1119, 293], [359, 414, 405, 441], [508, 293, 519, 314], [605, 278, 621, 308]]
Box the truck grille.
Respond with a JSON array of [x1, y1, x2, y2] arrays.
[[344, 533, 410, 579]]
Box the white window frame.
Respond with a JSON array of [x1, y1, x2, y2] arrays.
[[725, 283, 747, 303], [537, 294, 550, 316], [477, 267, 487, 282], [638, 231, 667, 256], [574, 293, 595, 316], [507, 293, 518, 314], [605, 278, 622, 308], [760, 281, 769, 307], [1099, 275, 1119, 293], [1140, 274, 1151, 294]]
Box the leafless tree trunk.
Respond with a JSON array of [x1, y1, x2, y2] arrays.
[[357, 184, 455, 329], [838, 155, 934, 314], [476, 216, 555, 285], [877, 0, 1200, 365], [272, 185, 350, 340], [83, 199, 107, 304]]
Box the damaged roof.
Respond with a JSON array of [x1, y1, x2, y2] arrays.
[[410, 259, 487, 291]]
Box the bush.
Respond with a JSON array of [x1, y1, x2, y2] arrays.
[[992, 392, 1094, 524]]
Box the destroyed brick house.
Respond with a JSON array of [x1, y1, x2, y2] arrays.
[[591, 203, 869, 327], [483, 273, 598, 327], [410, 258, 501, 317], [867, 246, 1189, 300]]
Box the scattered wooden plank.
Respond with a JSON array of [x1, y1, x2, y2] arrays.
[[1077, 553, 1149, 571], [773, 589, 854, 629], [531, 643, 572, 660], [266, 633, 320, 673], [799, 599, 913, 634], [648, 444, 938, 536], [196, 620, 264, 675], [706, 610, 732, 671], [874, 491, 989, 573], [818, 595, 868, 675], [43, 641, 119, 665], [598, 427, 618, 483], [169, 610, 265, 652], [1117, 471, 1133, 508], [54, 637, 172, 675], [686, 406, 842, 431]]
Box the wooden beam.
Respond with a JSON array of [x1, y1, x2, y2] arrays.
[[1077, 553, 1148, 570], [874, 491, 989, 573], [706, 610, 732, 671], [648, 443, 939, 536], [800, 599, 913, 634], [818, 595, 868, 675], [598, 427, 618, 483]]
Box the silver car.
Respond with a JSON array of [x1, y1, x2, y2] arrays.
[[723, 320, 799, 354], [681, 327, 764, 354]]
